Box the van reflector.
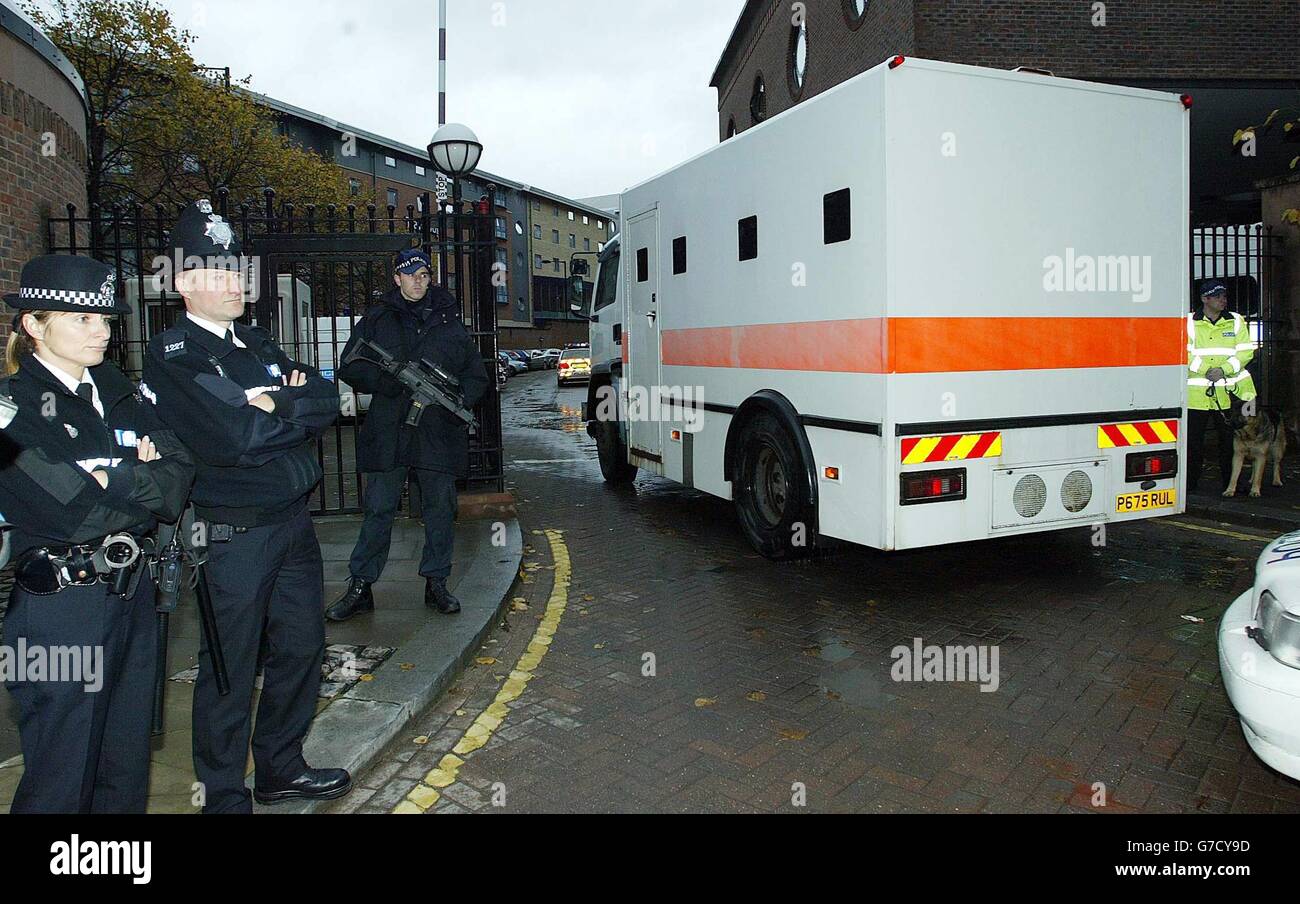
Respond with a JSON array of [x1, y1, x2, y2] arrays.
[[900, 432, 1002, 465], [900, 468, 966, 505], [1097, 420, 1179, 449], [1125, 450, 1178, 483]]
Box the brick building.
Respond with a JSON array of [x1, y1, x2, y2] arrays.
[[711, 0, 1300, 222], [265, 94, 611, 349], [0, 0, 88, 315]]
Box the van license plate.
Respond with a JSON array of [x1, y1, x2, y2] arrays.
[[1116, 490, 1177, 513]]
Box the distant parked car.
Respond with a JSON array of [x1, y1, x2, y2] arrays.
[[1220, 530, 1300, 781], [500, 351, 528, 376], [529, 349, 560, 370], [558, 347, 591, 386]]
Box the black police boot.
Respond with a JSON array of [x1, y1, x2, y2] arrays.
[[325, 577, 374, 622], [254, 767, 352, 805], [425, 577, 461, 615]]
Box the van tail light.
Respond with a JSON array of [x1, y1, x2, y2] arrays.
[[900, 468, 966, 505], [1125, 450, 1178, 483]]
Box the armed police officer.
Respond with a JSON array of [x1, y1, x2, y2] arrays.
[[142, 200, 349, 813], [0, 255, 193, 813], [327, 249, 488, 621]]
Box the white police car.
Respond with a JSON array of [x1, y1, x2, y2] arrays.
[[1219, 530, 1300, 781]]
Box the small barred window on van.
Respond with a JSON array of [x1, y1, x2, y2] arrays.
[[824, 189, 851, 244], [738, 216, 758, 261], [673, 237, 687, 275]]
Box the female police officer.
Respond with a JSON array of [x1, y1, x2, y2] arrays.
[[0, 254, 193, 813]]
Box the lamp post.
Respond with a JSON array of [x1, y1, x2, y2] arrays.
[[427, 122, 483, 293]]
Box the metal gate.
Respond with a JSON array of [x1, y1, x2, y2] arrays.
[[1192, 224, 1288, 406], [45, 186, 505, 514]]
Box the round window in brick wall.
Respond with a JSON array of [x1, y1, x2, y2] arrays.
[[789, 18, 808, 99], [749, 73, 767, 125], [844, 0, 870, 29]]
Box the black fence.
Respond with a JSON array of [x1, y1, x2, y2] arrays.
[[46, 186, 505, 514], [1192, 223, 1288, 407]]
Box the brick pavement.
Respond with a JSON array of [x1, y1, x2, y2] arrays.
[[342, 372, 1300, 814]]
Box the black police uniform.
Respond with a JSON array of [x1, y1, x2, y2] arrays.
[[0, 255, 193, 814], [140, 201, 345, 813], [332, 281, 488, 614]]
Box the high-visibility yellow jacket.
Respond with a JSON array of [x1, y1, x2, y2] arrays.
[[1187, 311, 1257, 410]]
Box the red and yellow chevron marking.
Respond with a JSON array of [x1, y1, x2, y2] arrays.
[[1097, 420, 1179, 449], [900, 432, 1002, 465]]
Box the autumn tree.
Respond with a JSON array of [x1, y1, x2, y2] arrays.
[[26, 0, 361, 214], [1235, 103, 1300, 227]]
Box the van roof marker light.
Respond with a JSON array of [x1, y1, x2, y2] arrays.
[[888, 55, 906, 70], [1181, 94, 1193, 109]]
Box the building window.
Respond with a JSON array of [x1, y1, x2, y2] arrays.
[[636, 248, 649, 282], [387, 188, 399, 208], [739, 216, 758, 261], [583, 215, 589, 225], [824, 189, 851, 244], [534, 224, 542, 240], [384, 156, 396, 167], [415, 165, 426, 176], [843, 0, 870, 28], [597, 220, 604, 230], [349, 179, 361, 197], [533, 200, 541, 211], [750, 74, 767, 124], [568, 211, 575, 221], [554, 206, 560, 217], [569, 234, 576, 249], [553, 260, 561, 273], [672, 236, 687, 275], [789, 18, 808, 99], [598, 242, 604, 253], [535, 254, 543, 269], [552, 229, 560, 243], [584, 237, 591, 252]]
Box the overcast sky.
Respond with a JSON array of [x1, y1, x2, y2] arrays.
[[129, 0, 746, 201]]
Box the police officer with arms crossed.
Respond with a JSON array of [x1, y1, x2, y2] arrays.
[[1187, 280, 1257, 493], [0, 255, 193, 813], [142, 200, 349, 812], [327, 249, 488, 621]]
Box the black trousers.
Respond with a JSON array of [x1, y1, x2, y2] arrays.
[[1188, 408, 1234, 491], [4, 574, 157, 814], [348, 468, 458, 583], [192, 508, 324, 814]]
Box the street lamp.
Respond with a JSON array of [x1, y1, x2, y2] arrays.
[[427, 123, 483, 191]]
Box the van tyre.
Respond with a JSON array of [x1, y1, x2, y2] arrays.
[[595, 419, 638, 486], [734, 412, 816, 560]]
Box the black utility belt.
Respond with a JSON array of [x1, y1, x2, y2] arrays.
[[15, 534, 148, 597]]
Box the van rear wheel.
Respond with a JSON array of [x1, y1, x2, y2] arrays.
[[733, 412, 815, 560], [595, 419, 638, 486]]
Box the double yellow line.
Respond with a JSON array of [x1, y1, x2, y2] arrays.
[[394, 529, 571, 814]]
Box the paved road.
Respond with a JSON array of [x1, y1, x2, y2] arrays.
[[341, 370, 1300, 814]]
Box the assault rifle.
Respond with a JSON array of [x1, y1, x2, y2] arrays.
[[342, 338, 478, 430]]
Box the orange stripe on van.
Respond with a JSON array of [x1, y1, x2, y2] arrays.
[[659, 317, 1186, 374]]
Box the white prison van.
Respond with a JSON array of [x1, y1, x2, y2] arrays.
[[582, 57, 1190, 559]]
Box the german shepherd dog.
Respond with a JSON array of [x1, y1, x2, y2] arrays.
[[1221, 394, 1290, 498]]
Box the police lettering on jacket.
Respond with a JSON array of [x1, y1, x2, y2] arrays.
[[141, 315, 339, 527]]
